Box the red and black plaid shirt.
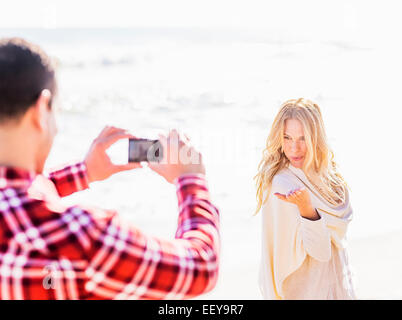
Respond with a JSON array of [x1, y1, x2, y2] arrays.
[[0, 162, 220, 299]]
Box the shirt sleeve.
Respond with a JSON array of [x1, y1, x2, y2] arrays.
[[299, 212, 331, 262], [78, 173, 220, 299], [46, 161, 90, 197]]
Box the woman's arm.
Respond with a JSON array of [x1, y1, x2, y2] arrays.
[[274, 187, 320, 220], [272, 183, 331, 262]]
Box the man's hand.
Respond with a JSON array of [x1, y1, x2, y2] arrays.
[[84, 126, 142, 184], [148, 129, 205, 184], [274, 188, 320, 220]]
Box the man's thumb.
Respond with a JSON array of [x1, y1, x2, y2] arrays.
[[114, 162, 143, 173]]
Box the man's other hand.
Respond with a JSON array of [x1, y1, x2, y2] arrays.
[[148, 129, 205, 184]]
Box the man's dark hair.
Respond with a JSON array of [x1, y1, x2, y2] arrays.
[[0, 37, 56, 123]]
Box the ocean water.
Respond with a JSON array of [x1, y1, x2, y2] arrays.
[[1, 27, 401, 298]]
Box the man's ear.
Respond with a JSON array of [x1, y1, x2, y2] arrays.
[[30, 89, 52, 131]]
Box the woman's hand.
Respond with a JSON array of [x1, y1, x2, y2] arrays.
[[84, 126, 143, 184], [274, 188, 320, 220]]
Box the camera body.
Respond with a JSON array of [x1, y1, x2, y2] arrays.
[[128, 138, 163, 162]]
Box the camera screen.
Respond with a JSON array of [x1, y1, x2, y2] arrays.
[[128, 139, 163, 162]]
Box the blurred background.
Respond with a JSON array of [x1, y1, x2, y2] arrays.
[[1, 0, 402, 299]]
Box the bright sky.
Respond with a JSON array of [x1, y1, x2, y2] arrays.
[[0, 0, 362, 29], [3, 0, 400, 46]]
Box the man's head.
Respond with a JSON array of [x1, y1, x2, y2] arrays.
[[0, 37, 58, 173]]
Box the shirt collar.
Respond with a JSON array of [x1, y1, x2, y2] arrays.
[[0, 165, 36, 189]]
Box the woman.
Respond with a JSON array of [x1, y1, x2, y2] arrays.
[[255, 98, 356, 300]]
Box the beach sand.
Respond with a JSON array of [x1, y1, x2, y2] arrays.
[[195, 227, 402, 300], [348, 230, 402, 299]]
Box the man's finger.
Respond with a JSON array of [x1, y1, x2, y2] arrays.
[[106, 126, 127, 136], [181, 132, 192, 147], [169, 128, 178, 135], [183, 133, 190, 141], [168, 129, 180, 141], [99, 126, 132, 139], [103, 127, 129, 137], [158, 133, 167, 144], [97, 126, 121, 141], [100, 132, 137, 150], [97, 125, 111, 139]]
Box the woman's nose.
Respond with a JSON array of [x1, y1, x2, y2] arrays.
[[291, 141, 300, 151]]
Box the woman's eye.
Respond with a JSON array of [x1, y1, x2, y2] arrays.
[[284, 136, 290, 140]]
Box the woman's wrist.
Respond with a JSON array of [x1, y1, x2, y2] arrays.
[[298, 204, 320, 221]]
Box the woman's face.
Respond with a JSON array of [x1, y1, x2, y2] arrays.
[[283, 118, 307, 169]]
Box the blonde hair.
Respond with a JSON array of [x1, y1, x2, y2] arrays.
[[254, 98, 348, 215]]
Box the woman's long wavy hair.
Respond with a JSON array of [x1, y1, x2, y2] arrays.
[[254, 98, 348, 215]]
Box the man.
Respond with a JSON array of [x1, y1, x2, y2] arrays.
[[0, 38, 220, 299]]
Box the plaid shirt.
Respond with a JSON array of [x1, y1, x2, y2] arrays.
[[0, 162, 220, 300]]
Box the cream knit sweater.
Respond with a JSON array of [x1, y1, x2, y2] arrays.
[[258, 164, 356, 300]]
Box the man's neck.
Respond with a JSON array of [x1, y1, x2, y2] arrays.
[[0, 125, 37, 172]]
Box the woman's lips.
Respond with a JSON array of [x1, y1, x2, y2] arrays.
[[291, 156, 304, 161]]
